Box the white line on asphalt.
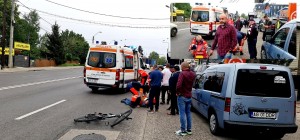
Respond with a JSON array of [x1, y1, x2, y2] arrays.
[[0, 76, 82, 91], [15, 100, 66, 120], [178, 28, 190, 31]]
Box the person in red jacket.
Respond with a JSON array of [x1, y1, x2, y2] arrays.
[[189, 35, 208, 58]]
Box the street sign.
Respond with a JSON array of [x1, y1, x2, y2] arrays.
[[14, 42, 30, 51], [224, 58, 246, 63], [0, 48, 15, 56]]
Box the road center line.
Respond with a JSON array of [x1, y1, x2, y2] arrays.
[[178, 28, 190, 31], [15, 100, 66, 120], [0, 76, 82, 91]]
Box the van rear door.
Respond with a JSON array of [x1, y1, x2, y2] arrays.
[[229, 65, 295, 124], [190, 10, 210, 34], [86, 51, 117, 85]]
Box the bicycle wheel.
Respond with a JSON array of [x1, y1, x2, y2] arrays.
[[74, 114, 98, 123], [110, 109, 132, 127]]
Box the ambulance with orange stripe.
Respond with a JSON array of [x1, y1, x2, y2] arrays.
[[190, 5, 223, 37], [83, 45, 145, 92]]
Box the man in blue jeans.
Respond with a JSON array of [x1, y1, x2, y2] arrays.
[[175, 62, 196, 136], [148, 65, 163, 113]]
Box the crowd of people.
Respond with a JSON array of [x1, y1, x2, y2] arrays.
[[126, 62, 196, 136], [188, 13, 285, 62]]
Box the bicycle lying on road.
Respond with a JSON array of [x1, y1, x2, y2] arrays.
[[74, 108, 132, 128]]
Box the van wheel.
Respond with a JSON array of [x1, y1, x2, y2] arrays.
[[261, 48, 267, 59], [171, 28, 177, 37], [209, 112, 220, 135]]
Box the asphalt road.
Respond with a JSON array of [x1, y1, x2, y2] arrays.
[[170, 22, 264, 60], [0, 67, 299, 140]]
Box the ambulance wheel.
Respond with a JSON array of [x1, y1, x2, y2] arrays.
[[90, 87, 98, 92]]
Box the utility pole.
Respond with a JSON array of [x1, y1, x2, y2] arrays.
[[1, 0, 8, 70], [8, 0, 15, 68], [170, 3, 174, 22]]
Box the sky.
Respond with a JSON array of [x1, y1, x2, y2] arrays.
[[17, 0, 297, 57], [18, 0, 170, 57]]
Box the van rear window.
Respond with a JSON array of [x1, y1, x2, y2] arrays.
[[191, 11, 209, 22], [235, 69, 291, 98], [87, 52, 116, 68]]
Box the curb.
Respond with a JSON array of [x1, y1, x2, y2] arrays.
[[0, 66, 83, 73]]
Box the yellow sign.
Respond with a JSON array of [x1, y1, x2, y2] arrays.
[[14, 42, 30, 50], [172, 12, 177, 16], [175, 10, 184, 14], [0, 48, 15, 56]]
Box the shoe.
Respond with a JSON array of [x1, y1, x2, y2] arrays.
[[155, 109, 159, 112], [166, 107, 171, 110], [240, 51, 244, 55], [160, 102, 165, 105], [187, 130, 192, 135], [167, 113, 175, 115], [175, 130, 187, 136], [147, 110, 154, 113]]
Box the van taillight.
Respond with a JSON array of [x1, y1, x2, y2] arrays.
[[83, 67, 86, 77], [209, 22, 212, 31], [260, 66, 267, 70], [224, 98, 231, 112], [116, 69, 120, 80]]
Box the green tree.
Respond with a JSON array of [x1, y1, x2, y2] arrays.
[[174, 3, 192, 18], [149, 51, 159, 60], [1, 0, 20, 47], [14, 10, 40, 59], [157, 56, 166, 65], [46, 22, 65, 65], [240, 13, 247, 19], [61, 29, 89, 64]]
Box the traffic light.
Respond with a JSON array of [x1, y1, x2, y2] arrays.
[[255, 0, 264, 3]]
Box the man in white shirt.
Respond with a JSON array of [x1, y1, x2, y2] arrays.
[[160, 63, 172, 104]]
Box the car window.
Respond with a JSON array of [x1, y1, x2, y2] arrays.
[[288, 29, 296, 57], [235, 69, 291, 98], [272, 27, 290, 49], [203, 72, 225, 93], [125, 56, 133, 69]]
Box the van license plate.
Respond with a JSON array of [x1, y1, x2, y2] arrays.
[[88, 79, 98, 83], [251, 112, 276, 119]]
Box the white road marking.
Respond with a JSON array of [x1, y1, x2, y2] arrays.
[[178, 28, 190, 31], [15, 100, 66, 120], [0, 76, 82, 91]]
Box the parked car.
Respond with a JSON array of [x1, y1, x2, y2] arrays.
[[260, 19, 298, 60], [170, 23, 178, 37], [191, 63, 298, 138]]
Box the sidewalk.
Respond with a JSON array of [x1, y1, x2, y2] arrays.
[[0, 66, 83, 73]]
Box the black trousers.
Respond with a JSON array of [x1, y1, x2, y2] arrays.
[[148, 86, 160, 111], [170, 90, 178, 114], [161, 86, 170, 103]]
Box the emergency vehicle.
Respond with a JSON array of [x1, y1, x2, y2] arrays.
[[84, 45, 145, 92], [190, 5, 223, 37]]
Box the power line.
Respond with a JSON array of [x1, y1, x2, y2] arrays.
[[17, 3, 169, 29], [18, 1, 53, 26], [19, 12, 50, 33], [44, 0, 169, 21]]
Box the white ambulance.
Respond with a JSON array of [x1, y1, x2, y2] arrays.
[[84, 45, 145, 92], [190, 5, 223, 38]]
